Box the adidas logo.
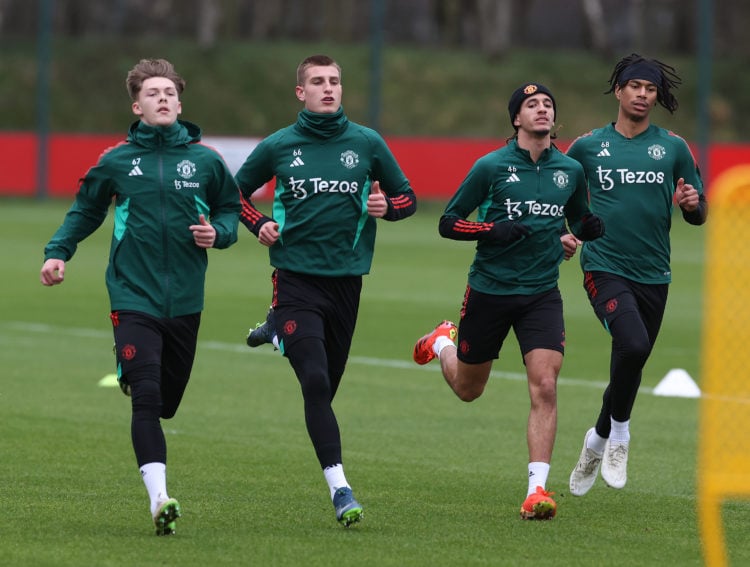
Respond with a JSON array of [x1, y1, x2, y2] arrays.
[[128, 165, 143, 176], [506, 173, 520, 182], [289, 156, 304, 167], [597, 148, 611, 157]]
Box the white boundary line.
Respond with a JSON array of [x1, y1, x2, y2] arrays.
[[1, 320, 652, 395]]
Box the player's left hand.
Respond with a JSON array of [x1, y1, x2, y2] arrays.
[[190, 214, 216, 248], [675, 178, 699, 212], [575, 213, 605, 241], [560, 233, 582, 261], [367, 181, 388, 218]]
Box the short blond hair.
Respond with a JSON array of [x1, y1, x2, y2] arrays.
[[296, 55, 341, 86]]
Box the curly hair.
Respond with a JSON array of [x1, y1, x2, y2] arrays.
[[606, 53, 681, 113]]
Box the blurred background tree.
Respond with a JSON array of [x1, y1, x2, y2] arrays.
[[2, 0, 747, 140], [6, 0, 740, 55]]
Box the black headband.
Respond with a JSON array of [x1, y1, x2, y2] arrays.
[[617, 61, 662, 87]]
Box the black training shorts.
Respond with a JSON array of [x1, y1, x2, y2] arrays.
[[456, 286, 565, 364]]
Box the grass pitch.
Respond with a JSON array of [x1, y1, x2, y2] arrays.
[[1, 197, 748, 566]]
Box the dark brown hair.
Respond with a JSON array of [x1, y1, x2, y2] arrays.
[[126, 59, 186, 101]]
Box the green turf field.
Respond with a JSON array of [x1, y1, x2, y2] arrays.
[[1, 197, 747, 566]]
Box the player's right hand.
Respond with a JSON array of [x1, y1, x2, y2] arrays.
[[489, 221, 530, 245], [40, 259, 66, 286]]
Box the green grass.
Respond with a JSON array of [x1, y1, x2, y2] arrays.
[[1, 197, 748, 566]]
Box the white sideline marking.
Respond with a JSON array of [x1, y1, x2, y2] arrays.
[[2, 320, 651, 395]]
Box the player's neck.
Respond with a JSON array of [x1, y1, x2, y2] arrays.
[[516, 131, 551, 163], [614, 115, 650, 139]]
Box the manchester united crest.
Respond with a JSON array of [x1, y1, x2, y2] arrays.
[[647, 144, 666, 161], [340, 150, 359, 169], [552, 170, 569, 189], [176, 159, 197, 179]]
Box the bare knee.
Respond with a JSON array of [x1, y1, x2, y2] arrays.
[[524, 349, 561, 407], [455, 384, 485, 402], [529, 375, 557, 408], [449, 360, 492, 402]]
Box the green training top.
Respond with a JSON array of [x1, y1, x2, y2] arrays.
[[236, 108, 416, 277], [443, 139, 593, 295], [44, 120, 241, 318], [567, 123, 704, 284]]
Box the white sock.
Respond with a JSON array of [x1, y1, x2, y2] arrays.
[[586, 429, 607, 454], [323, 464, 349, 499], [610, 418, 630, 444], [527, 461, 550, 496], [140, 462, 168, 516], [433, 336, 455, 357]]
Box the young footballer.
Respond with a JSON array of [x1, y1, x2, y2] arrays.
[[412, 83, 604, 520], [40, 58, 241, 535], [236, 54, 417, 527], [567, 53, 707, 496]]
